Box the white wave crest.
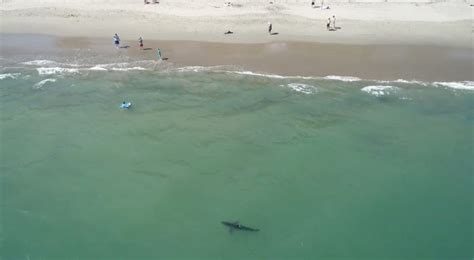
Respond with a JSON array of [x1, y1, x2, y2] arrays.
[[22, 60, 58, 66], [324, 75, 361, 82], [286, 83, 318, 94], [384, 79, 428, 86], [361, 85, 397, 97], [433, 81, 474, 90], [175, 66, 217, 73], [88, 61, 158, 72], [37, 67, 79, 75], [88, 66, 108, 71], [33, 78, 56, 89], [228, 71, 316, 80], [233, 71, 290, 79], [22, 60, 83, 67], [111, 67, 147, 71], [0, 73, 21, 80]]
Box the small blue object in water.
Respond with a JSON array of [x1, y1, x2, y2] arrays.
[[120, 102, 132, 109]]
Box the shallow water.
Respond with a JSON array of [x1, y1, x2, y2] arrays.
[[0, 61, 473, 258]]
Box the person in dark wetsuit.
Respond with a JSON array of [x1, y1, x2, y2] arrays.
[[113, 33, 120, 48], [138, 37, 144, 49]]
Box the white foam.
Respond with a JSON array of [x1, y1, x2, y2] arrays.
[[17, 61, 474, 93], [393, 79, 428, 86], [33, 78, 56, 89], [88, 61, 158, 72], [176, 66, 214, 72], [22, 60, 58, 66], [286, 83, 318, 94], [37, 67, 79, 75], [89, 66, 108, 71], [324, 75, 361, 82], [228, 70, 316, 80], [361, 85, 397, 97], [433, 81, 474, 90], [0, 73, 21, 80], [233, 71, 288, 79], [22, 60, 83, 67], [110, 67, 147, 71]]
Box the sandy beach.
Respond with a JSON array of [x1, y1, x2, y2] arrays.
[[1, 1, 473, 80], [1, 0, 472, 47]]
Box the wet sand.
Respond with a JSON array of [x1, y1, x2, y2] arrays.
[[1, 33, 473, 82]]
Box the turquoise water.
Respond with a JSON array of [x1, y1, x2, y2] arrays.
[[0, 62, 473, 259]]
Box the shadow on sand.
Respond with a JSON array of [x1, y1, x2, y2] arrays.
[[328, 27, 342, 32]]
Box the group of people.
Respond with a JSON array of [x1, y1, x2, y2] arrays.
[[311, 0, 330, 9], [113, 33, 162, 60], [326, 15, 337, 31]]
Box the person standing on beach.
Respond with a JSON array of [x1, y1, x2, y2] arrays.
[[138, 36, 144, 49], [268, 22, 272, 34], [332, 15, 336, 30], [327, 17, 331, 30], [157, 48, 162, 60], [113, 33, 120, 48]]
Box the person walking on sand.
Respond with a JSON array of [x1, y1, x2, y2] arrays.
[[268, 22, 272, 34], [326, 17, 331, 30], [113, 33, 120, 48], [332, 15, 336, 30], [138, 36, 144, 49]]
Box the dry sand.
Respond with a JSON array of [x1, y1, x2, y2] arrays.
[[1, 0, 473, 47]]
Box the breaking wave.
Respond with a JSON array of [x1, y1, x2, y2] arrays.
[[0, 73, 21, 80], [37, 67, 79, 75], [285, 83, 318, 94], [5, 60, 474, 91], [433, 81, 474, 90], [33, 78, 57, 89], [361, 85, 398, 97]]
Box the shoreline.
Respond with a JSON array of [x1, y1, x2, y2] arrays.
[[1, 33, 473, 82]]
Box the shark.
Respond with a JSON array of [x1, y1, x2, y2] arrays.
[[221, 221, 260, 232]]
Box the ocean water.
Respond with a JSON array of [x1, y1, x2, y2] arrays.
[[0, 60, 473, 259]]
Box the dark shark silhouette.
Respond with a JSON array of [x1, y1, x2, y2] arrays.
[[221, 221, 259, 232]]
